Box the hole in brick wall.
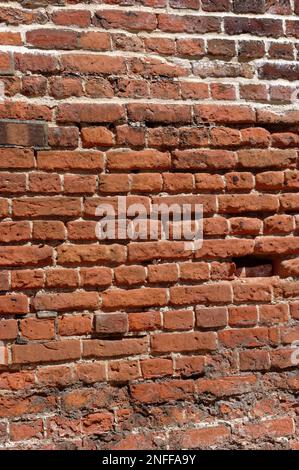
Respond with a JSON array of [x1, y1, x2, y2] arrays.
[[232, 256, 274, 278]]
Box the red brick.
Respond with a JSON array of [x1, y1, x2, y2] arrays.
[[128, 311, 161, 332], [195, 239, 254, 259], [94, 10, 157, 31], [81, 126, 114, 147], [144, 37, 175, 55], [170, 283, 232, 305], [80, 267, 112, 288], [170, 426, 230, 449], [108, 360, 140, 382], [0, 394, 56, 419], [194, 105, 255, 124], [242, 418, 294, 439], [0, 148, 34, 169], [102, 288, 167, 310], [0, 319, 18, 340], [52, 9, 91, 28], [29, 172, 61, 193], [107, 149, 170, 171], [211, 83, 236, 100], [57, 244, 126, 266], [33, 221, 66, 241], [210, 127, 241, 147], [22, 75, 47, 97], [12, 340, 81, 365], [219, 194, 278, 213], [197, 375, 257, 397], [151, 331, 217, 354], [64, 174, 97, 194], [256, 171, 284, 190], [163, 309, 194, 331], [219, 327, 271, 348], [20, 318, 55, 340], [127, 104, 192, 124], [196, 306, 228, 329], [95, 313, 128, 334], [255, 236, 299, 256], [116, 124, 145, 147], [228, 306, 258, 327], [130, 379, 194, 404], [233, 279, 273, 302], [131, 173, 163, 193], [239, 350, 270, 371], [15, 52, 58, 73], [83, 412, 114, 435], [173, 149, 236, 170], [26, 29, 78, 49], [0, 294, 28, 314], [114, 265, 146, 286], [0, 221, 30, 243], [13, 197, 81, 218], [229, 217, 262, 236], [175, 355, 205, 378], [61, 54, 125, 75], [0, 31, 22, 46], [57, 103, 125, 124], [58, 315, 92, 336], [259, 304, 289, 325], [11, 269, 44, 289], [10, 419, 43, 442], [0, 371, 34, 391], [37, 365, 74, 388], [83, 337, 148, 359], [37, 151, 104, 171], [33, 291, 100, 312], [49, 76, 83, 99], [48, 126, 79, 149], [79, 32, 110, 51], [76, 363, 106, 384]]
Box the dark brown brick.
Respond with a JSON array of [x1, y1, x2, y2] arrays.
[[0, 120, 47, 147]]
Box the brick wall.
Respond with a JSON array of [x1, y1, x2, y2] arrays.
[[0, 0, 299, 450]]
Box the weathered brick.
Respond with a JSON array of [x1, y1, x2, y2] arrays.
[[12, 340, 81, 364], [0, 120, 47, 147]]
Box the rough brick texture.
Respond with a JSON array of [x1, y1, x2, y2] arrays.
[[0, 0, 299, 451]]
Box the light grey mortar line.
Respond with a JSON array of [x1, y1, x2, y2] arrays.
[[220, 14, 225, 34], [256, 304, 261, 324], [234, 80, 241, 100], [6, 342, 12, 367], [24, 172, 29, 193], [264, 39, 271, 58], [22, 2, 299, 20], [77, 126, 83, 151], [283, 17, 286, 36], [60, 173, 65, 194], [7, 95, 299, 110], [254, 58, 299, 66], [285, 301, 292, 322], [6, 198, 12, 218]]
